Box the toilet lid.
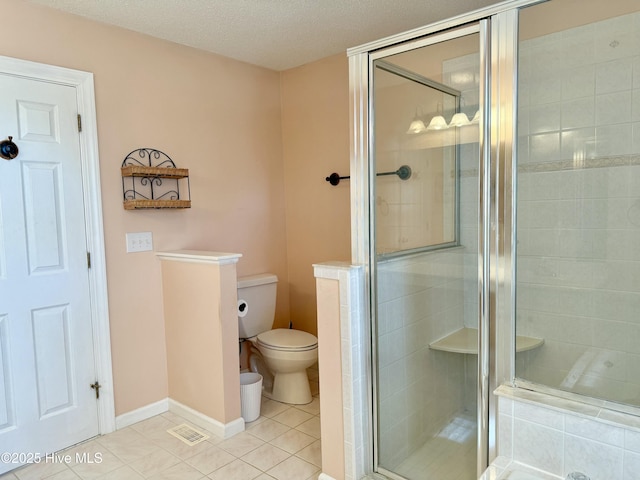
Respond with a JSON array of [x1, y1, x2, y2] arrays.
[[257, 328, 318, 351]]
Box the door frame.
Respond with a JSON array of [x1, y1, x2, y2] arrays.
[[0, 55, 115, 435]]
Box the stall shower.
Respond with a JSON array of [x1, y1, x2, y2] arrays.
[[357, 1, 640, 479]]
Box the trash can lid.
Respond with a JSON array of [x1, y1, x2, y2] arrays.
[[240, 372, 262, 385]]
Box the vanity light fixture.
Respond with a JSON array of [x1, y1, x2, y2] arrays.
[[426, 102, 448, 131], [406, 107, 427, 134], [407, 107, 480, 134], [406, 115, 427, 134], [426, 115, 448, 130], [448, 112, 471, 127]]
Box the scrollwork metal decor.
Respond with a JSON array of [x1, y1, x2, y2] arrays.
[[121, 148, 191, 209], [122, 148, 176, 170]]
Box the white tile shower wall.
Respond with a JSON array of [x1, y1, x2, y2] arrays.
[[516, 10, 640, 405], [443, 52, 481, 331], [377, 250, 467, 468], [375, 147, 456, 253], [459, 144, 481, 330], [496, 387, 640, 480], [375, 143, 480, 467], [459, 145, 481, 414], [339, 264, 368, 480], [446, 54, 483, 418]]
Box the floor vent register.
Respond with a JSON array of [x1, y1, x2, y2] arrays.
[[166, 424, 210, 446]]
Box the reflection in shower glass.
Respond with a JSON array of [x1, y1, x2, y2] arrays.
[[373, 31, 481, 480], [374, 62, 459, 257], [515, 1, 640, 407]]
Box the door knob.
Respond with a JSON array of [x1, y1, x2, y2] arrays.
[[0, 136, 19, 160]]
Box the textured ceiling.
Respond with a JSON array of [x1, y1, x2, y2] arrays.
[[28, 0, 500, 71]]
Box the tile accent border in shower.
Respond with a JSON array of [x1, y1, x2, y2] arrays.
[[518, 153, 640, 173], [459, 153, 640, 178]]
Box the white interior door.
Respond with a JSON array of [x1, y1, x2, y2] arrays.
[[0, 74, 99, 473]]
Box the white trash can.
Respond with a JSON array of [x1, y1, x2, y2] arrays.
[[240, 372, 263, 423]]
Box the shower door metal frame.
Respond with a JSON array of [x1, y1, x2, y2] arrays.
[[347, 1, 543, 478], [482, 7, 521, 469]]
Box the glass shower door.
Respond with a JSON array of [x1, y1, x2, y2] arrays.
[[372, 28, 483, 480]]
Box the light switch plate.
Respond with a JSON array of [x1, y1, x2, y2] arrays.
[[126, 232, 153, 253]]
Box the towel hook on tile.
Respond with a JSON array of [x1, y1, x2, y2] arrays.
[[325, 164, 412, 186]]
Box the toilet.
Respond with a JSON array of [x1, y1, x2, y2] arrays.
[[238, 273, 318, 405]]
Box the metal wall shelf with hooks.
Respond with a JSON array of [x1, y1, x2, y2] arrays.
[[121, 148, 191, 210]]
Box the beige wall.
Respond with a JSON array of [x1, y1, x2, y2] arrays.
[[280, 54, 351, 336], [315, 277, 345, 479], [160, 256, 240, 423], [1, 0, 289, 416]]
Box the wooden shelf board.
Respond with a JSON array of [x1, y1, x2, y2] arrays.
[[121, 165, 189, 179], [123, 199, 191, 210]]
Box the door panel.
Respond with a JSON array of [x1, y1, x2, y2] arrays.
[[17, 100, 60, 143], [32, 305, 75, 418], [23, 161, 66, 273], [0, 75, 98, 472], [372, 27, 483, 480], [0, 315, 12, 431]]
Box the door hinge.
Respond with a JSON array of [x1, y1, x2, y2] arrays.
[[77, 114, 82, 133], [87, 251, 91, 269], [90, 381, 101, 399]]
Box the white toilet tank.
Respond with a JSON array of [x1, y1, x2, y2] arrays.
[[237, 273, 278, 339]]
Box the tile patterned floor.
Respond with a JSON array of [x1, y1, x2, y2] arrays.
[[2, 371, 321, 480]]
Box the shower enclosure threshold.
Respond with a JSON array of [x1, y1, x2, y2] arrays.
[[429, 327, 543, 354]]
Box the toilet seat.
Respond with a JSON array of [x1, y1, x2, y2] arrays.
[[257, 328, 318, 352]]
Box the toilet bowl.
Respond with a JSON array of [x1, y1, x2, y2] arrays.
[[238, 274, 318, 405], [255, 329, 317, 404]]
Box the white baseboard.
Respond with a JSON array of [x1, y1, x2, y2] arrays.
[[115, 398, 169, 430], [168, 399, 245, 439], [319, 474, 338, 480]]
